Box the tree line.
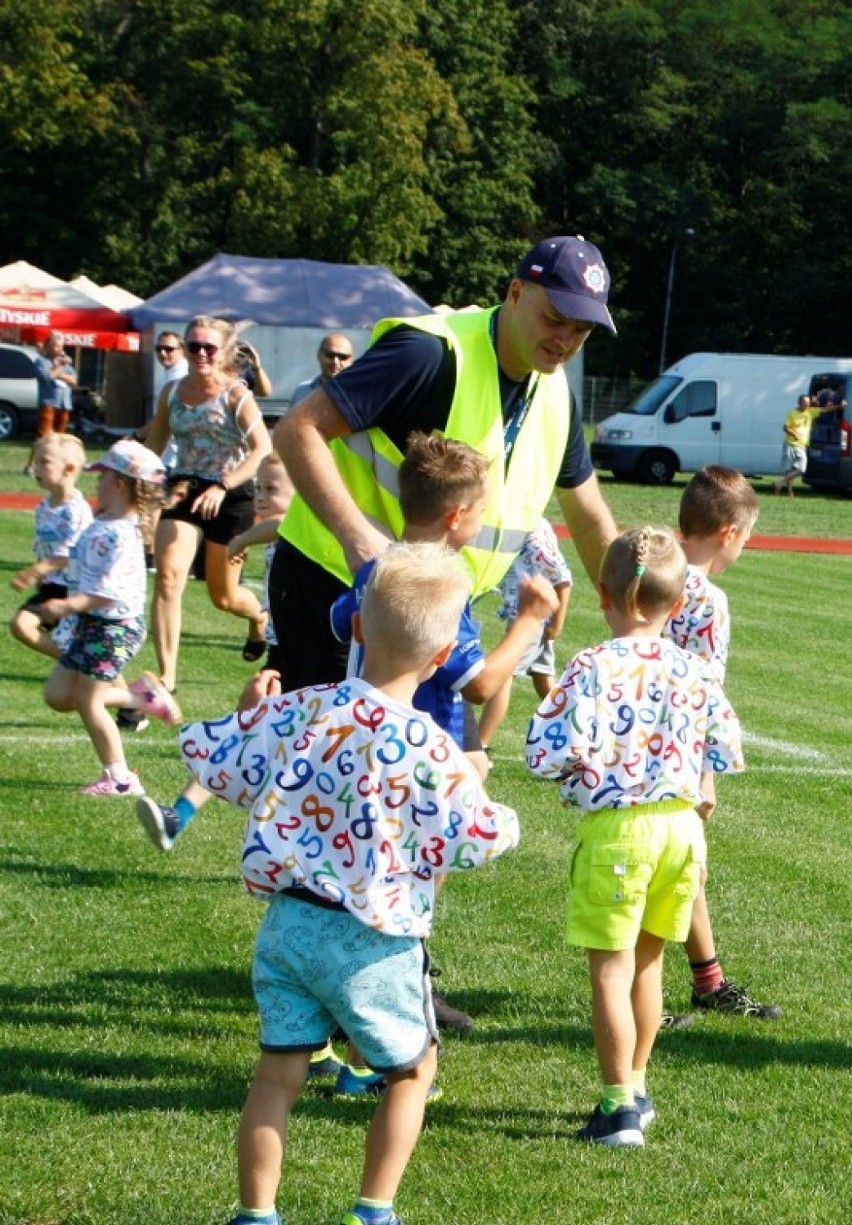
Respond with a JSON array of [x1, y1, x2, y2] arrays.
[[2, 0, 850, 377]]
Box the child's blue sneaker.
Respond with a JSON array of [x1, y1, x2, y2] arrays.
[[635, 1093, 656, 1131], [136, 796, 179, 851], [334, 1065, 387, 1097], [576, 1103, 644, 1147], [228, 1214, 281, 1225], [339, 1212, 404, 1225]]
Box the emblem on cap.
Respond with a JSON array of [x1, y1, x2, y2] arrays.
[[583, 264, 607, 296]]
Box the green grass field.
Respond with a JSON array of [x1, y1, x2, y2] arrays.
[[0, 439, 850, 1225]]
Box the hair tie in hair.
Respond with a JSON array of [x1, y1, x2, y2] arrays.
[[635, 564, 646, 577]]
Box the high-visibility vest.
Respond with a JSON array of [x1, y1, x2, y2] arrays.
[[280, 307, 571, 596]]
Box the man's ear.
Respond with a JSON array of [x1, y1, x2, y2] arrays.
[[352, 611, 363, 644], [444, 505, 464, 531]]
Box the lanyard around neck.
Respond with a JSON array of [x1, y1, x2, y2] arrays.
[[489, 308, 539, 465]]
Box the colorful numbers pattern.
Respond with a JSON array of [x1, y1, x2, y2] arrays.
[[526, 637, 743, 810], [180, 678, 520, 936]]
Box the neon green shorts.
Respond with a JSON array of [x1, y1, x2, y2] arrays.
[[566, 800, 706, 951]]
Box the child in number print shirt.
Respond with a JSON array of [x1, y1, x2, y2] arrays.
[[179, 542, 520, 1225], [527, 525, 743, 1149], [662, 466, 779, 1020]]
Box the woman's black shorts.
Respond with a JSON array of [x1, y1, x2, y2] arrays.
[[160, 475, 256, 546]]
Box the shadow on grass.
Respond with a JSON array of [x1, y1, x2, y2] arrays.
[[469, 1005, 851, 1071], [1, 853, 233, 889]]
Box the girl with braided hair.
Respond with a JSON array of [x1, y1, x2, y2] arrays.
[[526, 525, 744, 1147]]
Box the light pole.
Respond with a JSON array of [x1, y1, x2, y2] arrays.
[[659, 227, 695, 374]]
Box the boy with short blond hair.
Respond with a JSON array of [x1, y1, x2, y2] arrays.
[[663, 465, 780, 1021], [10, 432, 93, 659], [179, 542, 520, 1225]]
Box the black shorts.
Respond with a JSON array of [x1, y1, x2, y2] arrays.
[[267, 540, 349, 689], [20, 580, 68, 619], [160, 475, 256, 546]]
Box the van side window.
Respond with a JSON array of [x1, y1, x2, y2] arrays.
[[0, 349, 38, 378], [668, 380, 717, 422]]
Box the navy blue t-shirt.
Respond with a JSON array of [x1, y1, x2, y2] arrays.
[[324, 322, 593, 488]]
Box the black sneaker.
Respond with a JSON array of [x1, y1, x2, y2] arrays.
[[429, 964, 474, 1033], [692, 979, 782, 1019], [432, 991, 474, 1034], [659, 1011, 695, 1030], [116, 707, 149, 733], [136, 796, 179, 851], [576, 1104, 644, 1147]]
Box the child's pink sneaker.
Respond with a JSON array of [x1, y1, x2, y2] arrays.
[[79, 771, 144, 797], [127, 672, 183, 726]]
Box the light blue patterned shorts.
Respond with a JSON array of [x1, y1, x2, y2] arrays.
[[252, 892, 438, 1074]]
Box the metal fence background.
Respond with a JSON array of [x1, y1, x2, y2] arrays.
[[582, 375, 647, 424]]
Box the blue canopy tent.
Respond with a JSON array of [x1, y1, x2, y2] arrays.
[[132, 254, 434, 415]]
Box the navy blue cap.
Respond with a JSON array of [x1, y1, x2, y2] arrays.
[[516, 235, 616, 334]]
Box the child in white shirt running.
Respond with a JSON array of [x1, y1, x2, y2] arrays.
[[10, 432, 93, 659], [38, 440, 182, 796]]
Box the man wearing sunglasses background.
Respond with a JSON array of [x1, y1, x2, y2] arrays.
[[154, 330, 189, 397], [290, 332, 354, 406]]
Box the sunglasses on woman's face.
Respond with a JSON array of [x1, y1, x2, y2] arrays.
[[187, 341, 220, 357]]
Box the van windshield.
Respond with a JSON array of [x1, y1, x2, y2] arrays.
[[624, 375, 681, 416]]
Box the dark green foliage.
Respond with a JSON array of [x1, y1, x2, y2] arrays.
[[3, 0, 852, 374]]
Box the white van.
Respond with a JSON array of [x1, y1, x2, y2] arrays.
[[590, 352, 852, 484]]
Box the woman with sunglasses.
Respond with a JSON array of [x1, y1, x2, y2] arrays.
[[145, 315, 272, 692]]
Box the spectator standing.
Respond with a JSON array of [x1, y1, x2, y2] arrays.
[[290, 332, 354, 405], [153, 331, 189, 396], [25, 331, 77, 474], [773, 393, 836, 496]]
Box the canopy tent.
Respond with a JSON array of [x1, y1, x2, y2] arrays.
[[69, 275, 143, 313], [131, 253, 432, 330], [131, 253, 434, 412], [0, 261, 139, 350]]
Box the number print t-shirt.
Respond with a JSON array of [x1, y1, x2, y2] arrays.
[[180, 678, 520, 937], [526, 636, 743, 810], [663, 565, 730, 684]]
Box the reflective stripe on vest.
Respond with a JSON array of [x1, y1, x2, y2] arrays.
[[281, 308, 571, 594]]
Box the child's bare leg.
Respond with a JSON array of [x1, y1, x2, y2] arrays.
[[10, 607, 61, 658], [683, 880, 716, 964], [358, 1043, 438, 1202], [587, 948, 636, 1085], [532, 670, 555, 701], [631, 930, 666, 1074], [75, 675, 129, 770], [236, 1050, 309, 1210]]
